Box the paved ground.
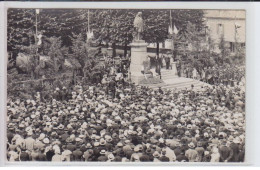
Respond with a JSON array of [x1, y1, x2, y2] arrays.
[[141, 69, 211, 91]]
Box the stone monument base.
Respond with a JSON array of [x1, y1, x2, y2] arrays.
[[129, 40, 148, 84], [171, 62, 178, 77]]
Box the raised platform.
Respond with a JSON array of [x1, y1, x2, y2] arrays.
[[140, 69, 211, 91]]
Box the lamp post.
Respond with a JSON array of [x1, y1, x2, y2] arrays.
[[235, 23, 241, 54], [36, 9, 39, 36], [35, 9, 40, 65]]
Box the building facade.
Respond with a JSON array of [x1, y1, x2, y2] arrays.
[[204, 9, 246, 53], [148, 9, 246, 54]]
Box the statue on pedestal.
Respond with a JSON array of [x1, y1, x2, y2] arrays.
[[133, 12, 144, 41]]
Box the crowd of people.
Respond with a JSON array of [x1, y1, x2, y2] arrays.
[[7, 72, 245, 162], [177, 62, 245, 87]]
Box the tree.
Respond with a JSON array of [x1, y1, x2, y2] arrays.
[[7, 9, 36, 63], [141, 9, 169, 55], [39, 9, 88, 47], [70, 33, 99, 75], [45, 36, 68, 72], [16, 44, 38, 79], [91, 9, 136, 57], [172, 10, 205, 59]]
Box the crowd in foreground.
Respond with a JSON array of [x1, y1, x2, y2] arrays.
[[6, 73, 245, 162]]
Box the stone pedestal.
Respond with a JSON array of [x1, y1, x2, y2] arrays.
[[107, 47, 113, 56], [130, 40, 148, 84], [171, 62, 178, 77]]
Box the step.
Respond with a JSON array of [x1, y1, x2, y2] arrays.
[[152, 83, 207, 91], [161, 82, 202, 89], [152, 80, 209, 90], [149, 81, 203, 89], [161, 83, 205, 90], [140, 76, 211, 92]]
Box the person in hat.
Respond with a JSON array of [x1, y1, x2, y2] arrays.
[[62, 149, 72, 162], [24, 133, 35, 152], [19, 147, 30, 161], [8, 151, 19, 161], [131, 154, 140, 162], [83, 149, 94, 161], [31, 147, 40, 161], [229, 137, 241, 162], [37, 148, 47, 161], [45, 147, 55, 161], [72, 147, 83, 161], [139, 149, 151, 162], [163, 144, 176, 162], [98, 150, 108, 162], [219, 140, 233, 162], [52, 146, 63, 162], [159, 149, 170, 162], [107, 153, 115, 162], [195, 141, 205, 162], [210, 146, 220, 162], [152, 151, 161, 162], [185, 142, 199, 162], [202, 151, 211, 162]]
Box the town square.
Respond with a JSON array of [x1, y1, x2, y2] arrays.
[[6, 8, 245, 162]]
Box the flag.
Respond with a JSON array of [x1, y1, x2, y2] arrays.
[[37, 34, 42, 46], [87, 30, 94, 40], [173, 25, 179, 34]]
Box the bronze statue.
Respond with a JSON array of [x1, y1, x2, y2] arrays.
[[133, 12, 144, 41]]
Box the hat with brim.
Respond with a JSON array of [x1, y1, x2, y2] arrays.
[[38, 133, 45, 140], [108, 153, 115, 160], [124, 140, 130, 144], [146, 148, 152, 154], [58, 124, 64, 130], [43, 138, 49, 144], [100, 150, 106, 155], [86, 143, 92, 148], [100, 138, 106, 145], [94, 142, 100, 147], [153, 151, 160, 158], [233, 137, 240, 144], [134, 146, 140, 152], [188, 142, 195, 148], [75, 137, 82, 142], [117, 142, 123, 147]]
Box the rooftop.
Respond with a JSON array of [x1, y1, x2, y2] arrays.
[[204, 9, 246, 20]]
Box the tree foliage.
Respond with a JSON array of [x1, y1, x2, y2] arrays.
[[7, 9, 35, 59], [45, 36, 69, 72]]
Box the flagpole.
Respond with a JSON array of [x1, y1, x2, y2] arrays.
[[170, 10, 175, 58], [88, 9, 90, 33], [35, 9, 38, 64], [170, 10, 172, 29], [35, 10, 38, 43]]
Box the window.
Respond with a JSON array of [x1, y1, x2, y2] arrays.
[[230, 42, 235, 52], [217, 23, 224, 36]]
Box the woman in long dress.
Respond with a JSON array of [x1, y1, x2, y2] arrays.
[[192, 68, 197, 80]]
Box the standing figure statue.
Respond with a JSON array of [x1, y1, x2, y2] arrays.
[[133, 12, 144, 41]]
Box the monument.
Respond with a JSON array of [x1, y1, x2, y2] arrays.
[[130, 12, 149, 84]]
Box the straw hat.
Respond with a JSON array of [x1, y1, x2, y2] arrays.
[[100, 150, 106, 155], [43, 138, 49, 144], [153, 151, 160, 158], [188, 142, 195, 149]]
